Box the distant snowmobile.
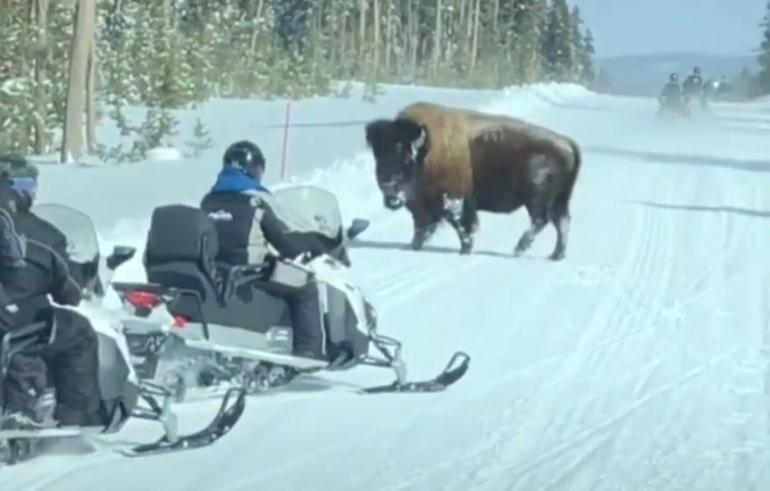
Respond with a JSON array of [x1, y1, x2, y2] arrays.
[[682, 66, 708, 109], [657, 73, 690, 119], [0, 206, 247, 464], [38, 186, 471, 407]]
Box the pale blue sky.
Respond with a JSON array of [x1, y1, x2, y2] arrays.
[[573, 0, 768, 57]]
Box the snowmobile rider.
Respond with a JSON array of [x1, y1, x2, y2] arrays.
[[200, 141, 331, 361], [2, 160, 102, 294], [659, 73, 684, 106], [684, 66, 703, 92], [683, 66, 707, 106], [0, 161, 105, 429]]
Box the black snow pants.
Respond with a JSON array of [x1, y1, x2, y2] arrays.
[[288, 282, 326, 360], [258, 280, 326, 360], [2, 307, 104, 426]]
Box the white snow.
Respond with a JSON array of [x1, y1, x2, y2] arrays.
[[145, 146, 182, 162], [3, 81, 770, 490]]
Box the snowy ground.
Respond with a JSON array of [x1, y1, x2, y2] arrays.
[[3, 82, 770, 490]]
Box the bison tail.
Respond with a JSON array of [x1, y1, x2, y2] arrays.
[[567, 139, 582, 183], [553, 140, 582, 217]]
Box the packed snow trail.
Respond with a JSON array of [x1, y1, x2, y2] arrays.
[[3, 85, 770, 490]]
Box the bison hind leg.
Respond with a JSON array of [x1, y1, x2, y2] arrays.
[[514, 179, 552, 257], [513, 211, 548, 257], [547, 190, 571, 261]]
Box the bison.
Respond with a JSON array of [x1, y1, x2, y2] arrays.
[[364, 101, 581, 260]]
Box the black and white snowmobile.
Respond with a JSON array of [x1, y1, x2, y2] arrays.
[[103, 184, 470, 401], [0, 205, 248, 465]]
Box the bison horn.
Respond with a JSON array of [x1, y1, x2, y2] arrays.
[[411, 126, 427, 162]]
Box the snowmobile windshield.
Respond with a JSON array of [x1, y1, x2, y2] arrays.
[[33, 203, 99, 264], [270, 185, 344, 241]]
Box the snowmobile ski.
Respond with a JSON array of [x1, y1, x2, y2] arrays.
[[360, 351, 470, 394], [120, 387, 246, 457]]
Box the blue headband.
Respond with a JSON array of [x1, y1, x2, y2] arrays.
[[10, 177, 37, 199]]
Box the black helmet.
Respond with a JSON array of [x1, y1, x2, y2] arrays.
[[669, 72, 679, 82], [693, 66, 701, 74], [222, 140, 265, 179]]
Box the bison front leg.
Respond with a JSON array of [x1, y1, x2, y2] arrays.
[[407, 198, 440, 251], [442, 193, 477, 255]]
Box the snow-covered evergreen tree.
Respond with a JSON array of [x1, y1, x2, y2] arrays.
[[757, 0, 770, 95], [511, 0, 548, 84], [541, 0, 575, 82], [580, 29, 596, 85], [0, 0, 600, 156], [569, 6, 585, 82]]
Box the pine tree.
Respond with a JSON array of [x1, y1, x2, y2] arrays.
[[511, 0, 547, 84], [185, 117, 214, 158], [1, 0, 605, 156], [569, 6, 585, 82], [541, 0, 574, 82], [594, 67, 612, 93], [757, 1, 770, 95], [580, 29, 596, 85]]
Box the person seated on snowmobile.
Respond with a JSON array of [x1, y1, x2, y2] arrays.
[[0, 166, 105, 430], [683, 66, 706, 105], [0, 179, 25, 269], [200, 140, 332, 361], [0, 158, 102, 295], [658, 73, 685, 109], [683, 66, 703, 92]]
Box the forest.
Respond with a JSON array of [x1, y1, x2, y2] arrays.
[[0, 0, 599, 162]]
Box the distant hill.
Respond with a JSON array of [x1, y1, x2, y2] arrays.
[[595, 52, 759, 96]]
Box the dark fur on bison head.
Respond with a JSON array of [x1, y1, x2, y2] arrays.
[[365, 117, 429, 210]]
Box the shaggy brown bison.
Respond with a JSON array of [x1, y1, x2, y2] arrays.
[[364, 101, 581, 260]]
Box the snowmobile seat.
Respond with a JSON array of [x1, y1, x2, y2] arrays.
[[142, 205, 293, 336]]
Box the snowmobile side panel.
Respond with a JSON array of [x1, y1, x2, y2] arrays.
[[182, 339, 328, 370]]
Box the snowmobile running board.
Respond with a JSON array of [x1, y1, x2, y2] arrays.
[[0, 384, 247, 464]]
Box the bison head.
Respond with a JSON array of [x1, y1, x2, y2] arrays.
[[365, 117, 428, 210]]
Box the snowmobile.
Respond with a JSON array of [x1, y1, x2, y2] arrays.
[[104, 184, 470, 401], [657, 93, 690, 120], [0, 205, 248, 465], [682, 80, 709, 111]]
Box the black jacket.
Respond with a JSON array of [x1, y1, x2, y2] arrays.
[[0, 190, 81, 331], [201, 188, 330, 265]]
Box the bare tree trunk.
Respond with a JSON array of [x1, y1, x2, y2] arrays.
[[60, 0, 96, 163], [408, 0, 418, 77], [85, 37, 96, 152], [466, 0, 474, 40], [470, 0, 480, 69], [385, 0, 392, 74], [33, 0, 49, 155], [359, 0, 367, 57], [493, 0, 499, 40], [432, 0, 442, 76], [373, 0, 380, 75], [249, 0, 265, 56]]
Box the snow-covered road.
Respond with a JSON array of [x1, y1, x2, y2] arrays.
[[3, 84, 770, 490]]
